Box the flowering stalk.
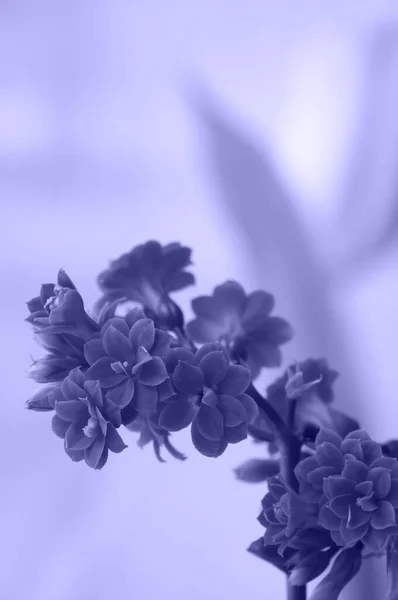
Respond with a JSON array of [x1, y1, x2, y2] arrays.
[[24, 241, 398, 600]]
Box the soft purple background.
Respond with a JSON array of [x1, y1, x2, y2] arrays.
[[2, 2, 398, 599]]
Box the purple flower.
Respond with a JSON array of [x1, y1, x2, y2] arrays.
[[96, 241, 194, 329], [259, 475, 332, 556], [84, 308, 172, 421], [157, 342, 259, 457], [26, 270, 100, 385], [51, 368, 127, 469], [249, 359, 358, 450], [26, 269, 99, 340], [186, 281, 292, 378], [295, 428, 398, 552]]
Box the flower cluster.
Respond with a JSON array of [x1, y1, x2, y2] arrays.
[[24, 239, 398, 599], [51, 367, 127, 469], [295, 428, 398, 553], [157, 342, 258, 457]]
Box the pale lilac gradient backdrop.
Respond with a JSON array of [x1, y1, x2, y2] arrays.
[[2, 2, 398, 599]]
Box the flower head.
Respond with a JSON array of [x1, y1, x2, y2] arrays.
[[186, 281, 292, 378], [26, 270, 99, 384], [51, 367, 127, 469], [259, 475, 332, 556], [26, 269, 99, 340], [96, 241, 194, 329], [156, 342, 259, 457], [84, 308, 173, 422], [295, 428, 398, 552]]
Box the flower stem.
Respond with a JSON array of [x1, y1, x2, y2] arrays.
[[287, 584, 306, 600], [248, 383, 306, 599], [247, 383, 292, 443]]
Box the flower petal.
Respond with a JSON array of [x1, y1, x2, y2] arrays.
[[307, 466, 337, 490], [191, 295, 222, 319], [84, 336, 106, 365], [55, 400, 88, 422], [386, 479, 398, 508], [371, 501, 396, 529], [199, 351, 229, 388], [191, 420, 227, 457], [124, 307, 147, 326], [85, 436, 107, 469], [159, 402, 196, 432], [224, 423, 248, 444], [251, 317, 293, 345], [86, 357, 127, 388], [347, 504, 371, 529], [52, 414, 70, 438], [342, 459, 369, 483], [195, 342, 227, 363], [106, 424, 128, 453], [151, 329, 172, 358], [101, 317, 130, 336], [65, 423, 94, 450], [238, 393, 259, 423], [217, 394, 247, 427], [102, 325, 132, 361], [166, 347, 196, 372], [369, 467, 392, 499], [315, 428, 343, 448], [106, 379, 135, 408], [139, 357, 168, 386], [319, 505, 342, 530], [213, 281, 246, 314], [361, 440, 383, 465], [129, 318, 155, 352], [218, 364, 250, 395], [242, 290, 274, 327], [323, 475, 355, 500], [172, 361, 204, 395], [316, 442, 345, 469], [329, 494, 355, 518], [339, 520, 369, 545], [195, 404, 224, 441], [186, 318, 225, 344], [294, 455, 319, 482], [341, 438, 364, 461], [132, 382, 158, 414]]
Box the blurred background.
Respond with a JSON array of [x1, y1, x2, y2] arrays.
[[2, 1, 398, 598]]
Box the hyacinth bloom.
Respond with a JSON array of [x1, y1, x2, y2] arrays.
[[51, 368, 127, 469], [96, 241, 194, 328], [295, 428, 398, 552], [156, 342, 258, 457], [84, 308, 172, 421], [259, 476, 332, 557], [186, 281, 292, 378]]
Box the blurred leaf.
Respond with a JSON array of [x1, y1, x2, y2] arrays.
[[234, 458, 280, 483]]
